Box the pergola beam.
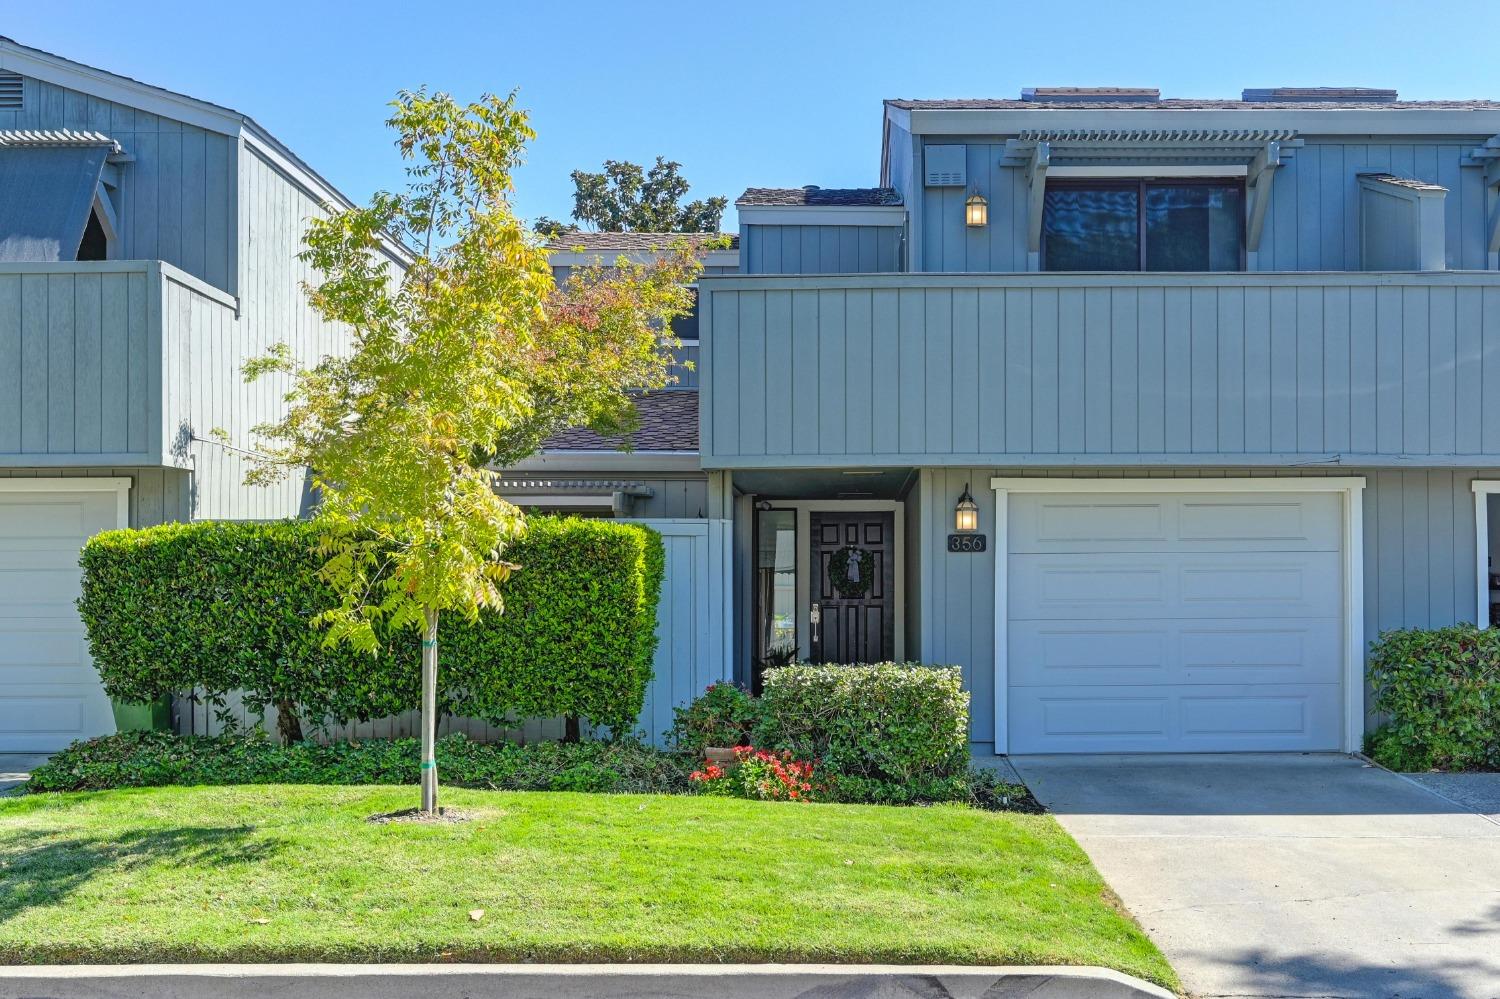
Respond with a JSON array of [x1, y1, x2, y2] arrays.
[[1245, 140, 1282, 254], [1025, 142, 1050, 269]]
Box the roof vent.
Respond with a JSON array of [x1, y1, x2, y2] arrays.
[[1242, 87, 1398, 103], [0, 74, 21, 111], [1022, 87, 1160, 103]]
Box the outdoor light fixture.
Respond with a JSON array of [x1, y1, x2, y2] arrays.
[[965, 193, 988, 228], [954, 484, 979, 533]]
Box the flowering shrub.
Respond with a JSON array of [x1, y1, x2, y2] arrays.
[[690, 746, 818, 802], [668, 682, 759, 755]]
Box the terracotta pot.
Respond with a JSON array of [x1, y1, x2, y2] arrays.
[[704, 746, 737, 767]]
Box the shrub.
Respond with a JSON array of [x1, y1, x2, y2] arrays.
[[754, 663, 969, 783], [689, 746, 818, 801], [25, 731, 694, 795], [1366, 625, 1500, 771], [667, 682, 759, 754], [77, 517, 664, 739]]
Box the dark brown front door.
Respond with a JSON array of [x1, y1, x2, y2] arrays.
[[810, 511, 895, 664]]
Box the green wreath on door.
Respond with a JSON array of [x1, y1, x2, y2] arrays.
[[827, 545, 876, 599]]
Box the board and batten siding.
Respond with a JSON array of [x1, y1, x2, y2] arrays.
[[177, 519, 734, 746], [909, 466, 1494, 749], [917, 137, 1498, 273], [0, 261, 237, 470], [700, 273, 1500, 468], [741, 225, 904, 275], [0, 73, 238, 293]]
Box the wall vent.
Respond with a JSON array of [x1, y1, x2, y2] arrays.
[[925, 144, 967, 187], [1021, 87, 1160, 103], [1242, 87, 1398, 103], [0, 74, 21, 110]]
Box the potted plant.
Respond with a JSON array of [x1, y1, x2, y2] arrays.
[[668, 682, 759, 764]]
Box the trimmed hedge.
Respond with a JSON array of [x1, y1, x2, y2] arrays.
[[25, 731, 694, 795], [1366, 625, 1500, 771], [78, 517, 664, 737], [753, 663, 970, 784]]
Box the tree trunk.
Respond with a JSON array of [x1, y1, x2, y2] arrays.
[[420, 608, 440, 814], [564, 715, 581, 744], [275, 700, 303, 745]]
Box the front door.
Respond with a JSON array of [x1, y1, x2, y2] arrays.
[[810, 512, 895, 664]]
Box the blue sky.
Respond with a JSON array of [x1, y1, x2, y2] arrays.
[[8, 0, 1500, 231]]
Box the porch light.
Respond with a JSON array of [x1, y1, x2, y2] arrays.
[[954, 484, 979, 533], [965, 193, 988, 227]]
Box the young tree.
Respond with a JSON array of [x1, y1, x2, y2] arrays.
[[246, 90, 699, 813], [567, 156, 727, 232]]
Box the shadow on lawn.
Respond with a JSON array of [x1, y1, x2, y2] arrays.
[[0, 824, 285, 922]]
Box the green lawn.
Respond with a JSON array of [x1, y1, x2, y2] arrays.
[[0, 786, 1174, 988]]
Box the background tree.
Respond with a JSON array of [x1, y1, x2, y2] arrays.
[[566, 157, 727, 232], [247, 89, 698, 813]]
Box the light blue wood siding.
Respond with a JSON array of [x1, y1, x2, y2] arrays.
[[909, 466, 1494, 748], [0, 261, 238, 470], [157, 146, 351, 520], [701, 272, 1500, 468], [917, 138, 1497, 273], [742, 225, 904, 274], [0, 74, 238, 292], [0, 248, 337, 520]]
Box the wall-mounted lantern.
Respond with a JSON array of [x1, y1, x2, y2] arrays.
[[965, 192, 988, 228], [954, 484, 979, 533]]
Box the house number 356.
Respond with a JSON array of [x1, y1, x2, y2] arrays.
[[947, 534, 987, 553]]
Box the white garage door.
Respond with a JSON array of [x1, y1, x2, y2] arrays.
[[0, 484, 123, 751], [1006, 489, 1344, 754]]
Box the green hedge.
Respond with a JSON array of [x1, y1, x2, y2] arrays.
[[78, 517, 664, 737], [753, 663, 969, 784], [25, 731, 693, 795], [1366, 625, 1500, 771]]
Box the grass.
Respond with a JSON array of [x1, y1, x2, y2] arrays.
[[0, 785, 1175, 988]]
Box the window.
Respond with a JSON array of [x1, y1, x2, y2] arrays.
[[753, 508, 797, 691], [1043, 180, 1244, 272], [669, 286, 699, 343], [76, 208, 108, 261]]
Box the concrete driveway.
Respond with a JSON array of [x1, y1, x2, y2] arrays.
[[1011, 754, 1500, 999]]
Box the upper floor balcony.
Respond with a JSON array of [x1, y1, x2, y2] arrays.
[[698, 269, 1500, 470], [0, 260, 237, 468]]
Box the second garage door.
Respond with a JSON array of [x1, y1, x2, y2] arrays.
[[1006, 488, 1345, 754], [0, 483, 123, 752]]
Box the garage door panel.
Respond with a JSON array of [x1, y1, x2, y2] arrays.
[[1011, 618, 1341, 687], [1011, 552, 1341, 620], [1010, 492, 1341, 553], [0, 566, 85, 605], [1011, 683, 1343, 753]]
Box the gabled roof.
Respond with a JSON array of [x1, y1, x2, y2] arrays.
[[544, 231, 737, 252], [737, 186, 902, 207], [0, 35, 413, 265], [544, 391, 698, 453]]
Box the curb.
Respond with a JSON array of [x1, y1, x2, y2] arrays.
[[0, 963, 1176, 999]]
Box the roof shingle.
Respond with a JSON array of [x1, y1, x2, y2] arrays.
[[544, 231, 736, 252], [736, 187, 902, 207], [544, 390, 698, 452], [886, 97, 1500, 111]]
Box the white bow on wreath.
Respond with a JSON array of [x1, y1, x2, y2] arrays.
[[828, 545, 875, 598]]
